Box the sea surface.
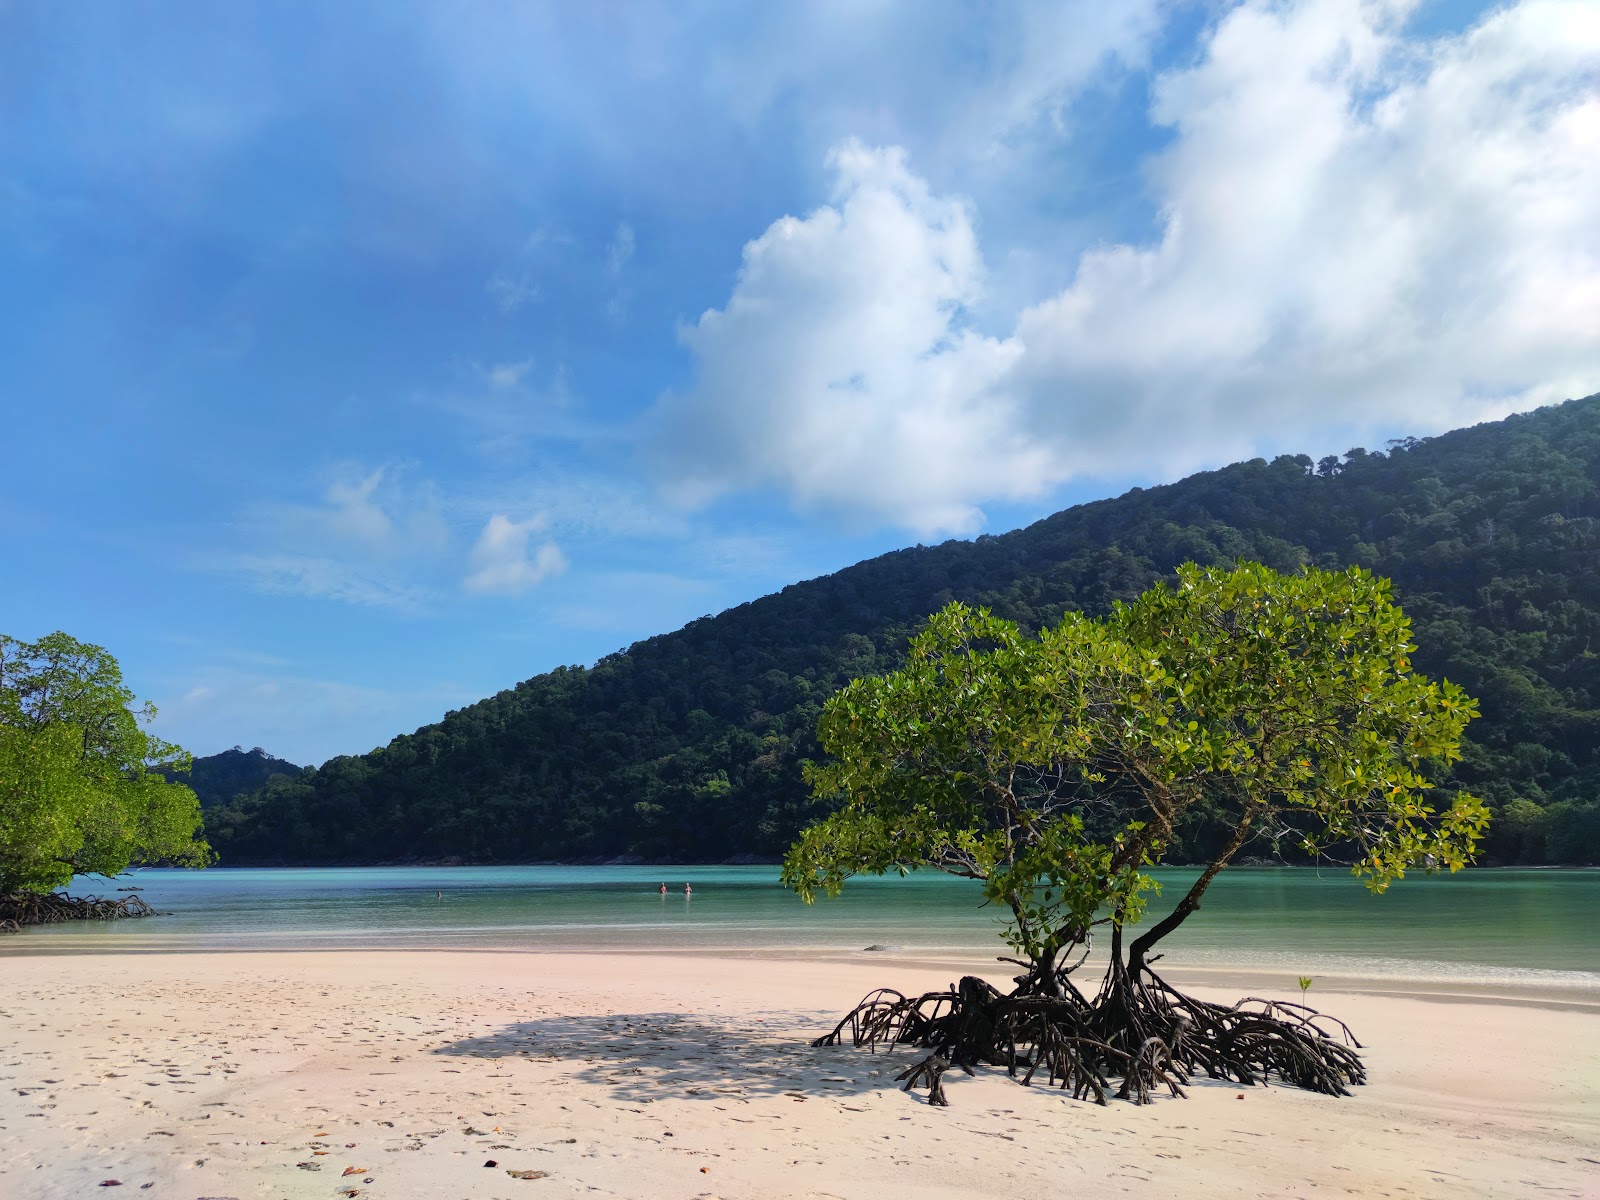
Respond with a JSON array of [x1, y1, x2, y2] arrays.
[[4, 866, 1596, 990]]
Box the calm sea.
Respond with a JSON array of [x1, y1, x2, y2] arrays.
[[4, 866, 1595, 989]]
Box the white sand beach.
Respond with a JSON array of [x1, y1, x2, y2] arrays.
[[2, 949, 1596, 1200]]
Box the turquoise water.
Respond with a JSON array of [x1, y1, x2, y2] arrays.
[[4, 866, 1595, 988]]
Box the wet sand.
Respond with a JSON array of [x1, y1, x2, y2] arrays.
[[1, 949, 1595, 1199]]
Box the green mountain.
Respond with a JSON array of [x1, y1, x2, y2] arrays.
[[206, 395, 1600, 867], [172, 746, 304, 809]]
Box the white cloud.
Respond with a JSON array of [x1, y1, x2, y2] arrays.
[[464, 514, 568, 595], [487, 270, 539, 313], [606, 222, 635, 277], [604, 222, 637, 322], [257, 465, 449, 558], [484, 358, 533, 389], [321, 469, 392, 543], [225, 477, 578, 607], [650, 140, 1058, 536], [1009, 0, 1600, 475], [219, 464, 451, 610], [650, 0, 1600, 533]]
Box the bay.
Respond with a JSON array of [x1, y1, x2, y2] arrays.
[[3, 865, 1595, 990]]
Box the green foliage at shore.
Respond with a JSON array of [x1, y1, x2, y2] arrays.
[[207, 394, 1600, 867], [784, 565, 1485, 974], [0, 633, 210, 894]]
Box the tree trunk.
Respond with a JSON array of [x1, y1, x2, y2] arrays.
[[1125, 810, 1255, 975]]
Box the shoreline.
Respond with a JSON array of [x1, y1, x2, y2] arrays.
[[3, 947, 1596, 1199], [8, 934, 1598, 1005]]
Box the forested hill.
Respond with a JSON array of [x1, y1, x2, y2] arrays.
[[206, 395, 1600, 867], [168, 746, 304, 808]]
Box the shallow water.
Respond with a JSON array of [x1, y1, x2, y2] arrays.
[[5, 865, 1596, 989]]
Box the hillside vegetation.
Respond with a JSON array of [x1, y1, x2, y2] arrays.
[[169, 746, 305, 809], [206, 395, 1600, 866]]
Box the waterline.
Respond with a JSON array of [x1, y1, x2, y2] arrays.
[[5, 865, 1595, 992]]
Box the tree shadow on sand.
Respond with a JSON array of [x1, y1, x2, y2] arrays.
[[430, 1010, 927, 1107], [428, 1006, 1257, 1111]]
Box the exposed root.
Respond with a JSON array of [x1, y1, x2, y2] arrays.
[[0, 891, 159, 929], [895, 1054, 951, 1106], [814, 966, 1364, 1107]]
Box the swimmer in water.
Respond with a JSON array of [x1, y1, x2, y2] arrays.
[[685, 883, 692, 896], [659, 883, 667, 895]]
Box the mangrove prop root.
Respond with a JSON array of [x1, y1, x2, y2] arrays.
[[814, 969, 1365, 1107], [895, 1054, 952, 1106], [0, 891, 160, 929]]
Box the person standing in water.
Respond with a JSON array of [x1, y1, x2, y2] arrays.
[[658, 883, 667, 895], [684, 883, 692, 896]]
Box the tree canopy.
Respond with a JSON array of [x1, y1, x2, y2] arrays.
[[782, 564, 1485, 1106], [0, 632, 210, 895], [162, 745, 304, 809], [784, 564, 1487, 984]]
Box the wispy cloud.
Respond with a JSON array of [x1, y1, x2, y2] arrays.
[[252, 465, 449, 555], [604, 221, 636, 322], [319, 470, 392, 544], [483, 358, 533, 389], [212, 464, 452, 611], [222, 553, 434, 612], [487, 270, 539, 313], [422, 362, 607, 463], [457, 472, 688, 543], [606, 221, 635, 277]]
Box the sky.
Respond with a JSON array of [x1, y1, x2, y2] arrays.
[[2, 0, 1597, 766]]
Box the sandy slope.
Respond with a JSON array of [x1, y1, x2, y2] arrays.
[[1, 949, 1595, 1200]]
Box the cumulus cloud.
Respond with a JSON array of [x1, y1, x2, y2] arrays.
[[464, 514, 568, 595], [651, 0, 1600, 534], [650, 140, 1057, 536], [1012, 0, 1600, 474]]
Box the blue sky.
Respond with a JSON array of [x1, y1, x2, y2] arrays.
[[3, 0, 1596, 766]]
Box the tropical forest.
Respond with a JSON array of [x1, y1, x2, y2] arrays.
[[202, 395, 1600, 868]]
